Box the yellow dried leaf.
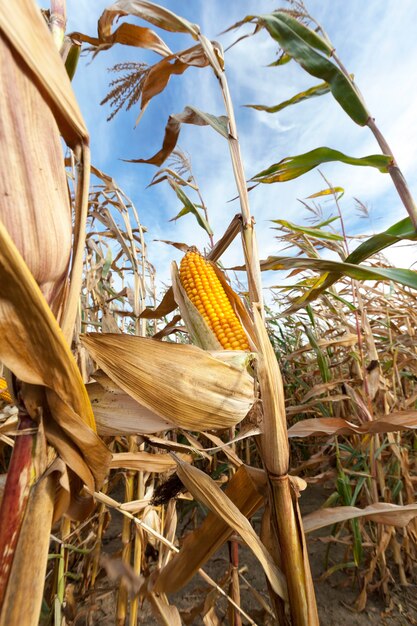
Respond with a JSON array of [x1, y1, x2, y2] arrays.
[[172, 457, 287, 600]]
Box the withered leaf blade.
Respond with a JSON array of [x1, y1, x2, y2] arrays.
[[82, 333, 255, 431], [72, 22, 172, 57], [139, 286, 177, 320], [98, 0, 200, 37], [288, 411, 417, 438], [110, 451, 190, 473], [0, 223, 111, 489], [173, 456, 287, 600], [303, 502, 417, 533], [155, 465, 264, 595], [127, 106, 228, 167]]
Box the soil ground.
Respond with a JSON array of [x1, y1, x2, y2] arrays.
[[75, 484, 417, 625]]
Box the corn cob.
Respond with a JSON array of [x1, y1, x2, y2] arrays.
[[179, 250, 250, 351], [0, 377, 12, 404]]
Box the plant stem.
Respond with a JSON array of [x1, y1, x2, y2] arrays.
[[366, 117, 417, 229], [0, 411, 36, 606]]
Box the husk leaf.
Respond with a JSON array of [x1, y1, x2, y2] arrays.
[[82, 333, 255, 431]]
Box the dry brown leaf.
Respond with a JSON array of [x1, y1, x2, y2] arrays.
[[285, 333, 358, 360], [172, 457, 287, 600], [110, 451, 190, 472], [0, 224, 111, 489], [98, 0, 199, 38], [288, 410, 417, 438], [82, 333, 255, 431], [155, 465, 264, 594], [73, 22, 172, 57], [139, 286, 177, 319], [303, 502, 417, 533], [127, 105, 228, 167], [140, 45, 210, 111]]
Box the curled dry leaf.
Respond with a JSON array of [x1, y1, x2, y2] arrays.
[[171, 457, 287, 600], [82, 333, 255, 431], [303, 502, 417, 533], [288, 410, 417, 438], [98, 0, 199, 38], [0, 224, 111, 491], [110, 451, 191, 473], [127, 105, 228, 167], [72, 20, 172, 57]]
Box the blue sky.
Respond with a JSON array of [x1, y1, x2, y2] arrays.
[[59, 0, 417, 297]]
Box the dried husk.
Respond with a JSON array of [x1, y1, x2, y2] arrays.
[[82, 333, 255, 431], [0, 32, 71, 310], [87, 378, 175, 436], [252, 307, 288, 475]]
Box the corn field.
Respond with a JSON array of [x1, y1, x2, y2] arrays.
[[1, 1, 417, 625]]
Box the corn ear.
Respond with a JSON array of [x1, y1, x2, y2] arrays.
[[82, 333, 255, 431]]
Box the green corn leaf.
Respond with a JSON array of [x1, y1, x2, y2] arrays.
[[259, 12, 370, 125], [169, 182, 213, 237], [277, 217, 417, 311], [245, 80, 330, 113], [347, 216, 417, 264], [270, 11, 333, 56], [256, 256, 417, 292], [272, 219, 344, 241], [251, 148, 392, 184]]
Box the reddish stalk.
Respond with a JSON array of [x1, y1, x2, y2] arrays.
[[0, 410, 37, 606]]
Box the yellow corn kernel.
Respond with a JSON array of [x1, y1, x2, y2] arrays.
[[0, 377, 12, 404], [179, 250, 249, 351]]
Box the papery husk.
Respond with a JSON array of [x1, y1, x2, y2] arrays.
[[82, 333, 255, 431], [171, 261, 222, 350], [0, 31, 71, 309], [87, 377, 175, 436], [252, 307, 288, 475]]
